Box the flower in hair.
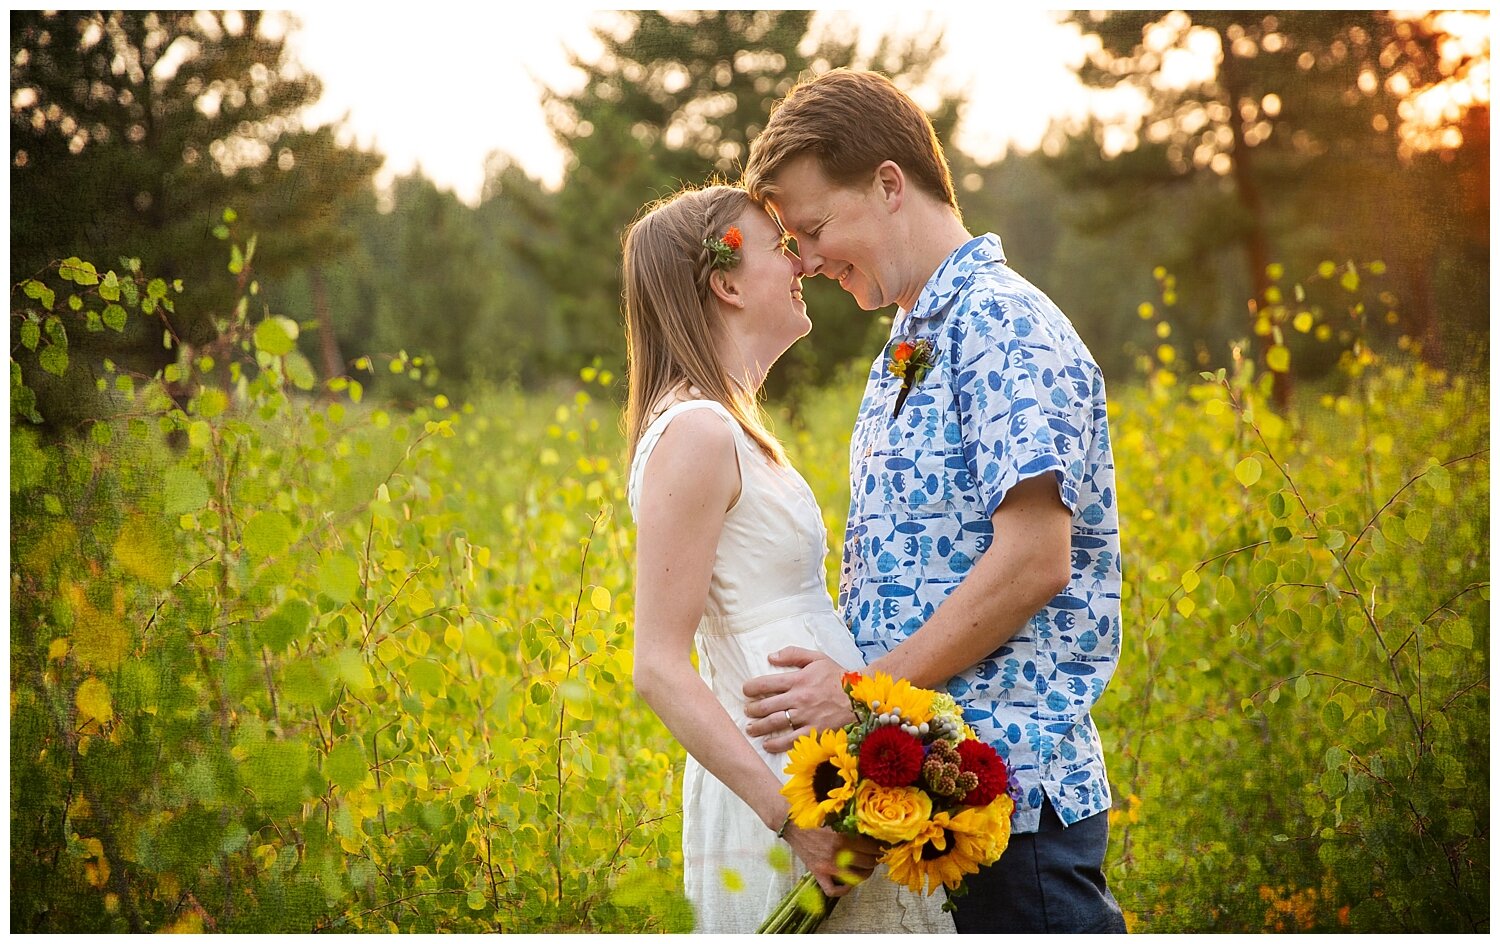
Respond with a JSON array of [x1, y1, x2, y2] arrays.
[[705, 226, 743, 270]]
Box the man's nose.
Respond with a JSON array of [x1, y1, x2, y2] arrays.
[[798, 248, 822, 277]]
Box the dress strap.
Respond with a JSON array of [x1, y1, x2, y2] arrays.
[[627, 400, 746, 514]]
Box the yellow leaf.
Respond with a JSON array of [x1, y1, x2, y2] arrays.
[[1180, 570, 1200, 594], [1176, 597, 1197, 618], [1235, 457, 1263, 488], [67, 585, 128, 670], [75, 677, 113, 725], [83, 837, 105, 859], [112, 515, 174, 588], [1293, 311, 1314, 333], [47, 638, 68, 661], [443, 624, 464, 652], [1266, 345, 1291, 373], [590, 586, 611, 612]]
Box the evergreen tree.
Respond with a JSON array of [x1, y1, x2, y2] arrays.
[[1050, 11, 1489, 396], [11, 11, 381, 424]]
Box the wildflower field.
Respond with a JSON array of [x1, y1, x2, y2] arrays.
[[10, 255, 1489, 932]]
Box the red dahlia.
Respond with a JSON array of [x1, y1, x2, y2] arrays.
[[956, 739, 1009, 806], [859, 726, 925, 787], [723, 226, 743, 250]]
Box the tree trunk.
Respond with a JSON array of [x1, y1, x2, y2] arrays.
[[310, 266, 344, 390], [1220, 35, 1292, 410]]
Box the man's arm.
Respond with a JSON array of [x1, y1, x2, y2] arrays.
[[744, 472, 1072, 752]]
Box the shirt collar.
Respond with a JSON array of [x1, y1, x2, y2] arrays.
[[891, 233, 1007, 338]]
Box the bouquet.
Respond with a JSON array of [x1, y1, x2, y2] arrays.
[[757, 671, 1013, 932]]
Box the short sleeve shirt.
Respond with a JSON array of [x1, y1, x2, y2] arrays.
[[840, 234, 1122, 833]]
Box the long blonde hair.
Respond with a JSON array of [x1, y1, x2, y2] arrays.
[[622, 184, 788, 467]]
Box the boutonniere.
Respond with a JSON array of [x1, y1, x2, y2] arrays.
[[887, 337, 934, 418]]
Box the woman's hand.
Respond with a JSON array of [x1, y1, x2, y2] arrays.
[[783, 824, 881, 897]]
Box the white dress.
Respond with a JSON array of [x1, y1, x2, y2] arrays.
[[628, 400, 955, 934]]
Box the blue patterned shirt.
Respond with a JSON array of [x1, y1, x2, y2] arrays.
[[840, 234, 1121, 833]]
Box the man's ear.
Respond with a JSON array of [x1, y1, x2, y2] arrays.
[[708, 268, 745, 309], [873, 160, 905, 213]]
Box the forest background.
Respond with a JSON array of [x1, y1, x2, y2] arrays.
[[10, 9, 1491, 934]]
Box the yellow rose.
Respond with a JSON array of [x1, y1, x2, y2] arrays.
[[854, 780, 932, 844]]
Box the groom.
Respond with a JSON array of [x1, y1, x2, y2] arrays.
[[740, 70, 1126, 933]]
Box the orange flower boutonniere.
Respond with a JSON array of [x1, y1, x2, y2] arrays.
[[887, 337, 934, 418]]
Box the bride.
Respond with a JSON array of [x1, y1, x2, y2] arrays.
[[623, 184, 954, 933]]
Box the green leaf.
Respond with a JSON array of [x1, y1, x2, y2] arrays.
[[39, 346, 68, 377], [223, 207, 237, 223], [161, 468, 210, 516], [244, 739, 311, 818], [326, 740, 367, 792], [188, 420, 213, 450], [1234, 456, 1262, 487], [318, 554, 361, 604], [284, 350, 317, 390], [1439, 617, 1473, 649], [467, 889, 487, 911], [258, 599, 312, 652], [102, 303, 127, 331], [1268, 490, 1288, 518], [195, 387, 228, 419], [408, 660, 444, 695], [1404, 508, 1431, 544], [254, 316, 299, 357], [229, 244, 245, 275], [333, 648, 374, 691], [100, 270, 121, 301], [243, 510, 293, 560], [60, 257, 99, 286], [19, 321, 40, 351]]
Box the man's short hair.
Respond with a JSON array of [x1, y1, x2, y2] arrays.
[[744, 69, 958, 211]]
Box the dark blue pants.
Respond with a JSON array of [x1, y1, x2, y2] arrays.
[[951, 799, 1126, 933]]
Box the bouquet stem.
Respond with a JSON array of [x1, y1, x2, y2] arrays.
[[756, 872, 834, 933]]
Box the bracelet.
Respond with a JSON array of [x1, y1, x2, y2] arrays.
[[774, 812, 793, 840]]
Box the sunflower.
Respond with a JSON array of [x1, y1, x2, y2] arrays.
[[882, 796, 1015, 894], [848, 672, 935, 725], [781, 728, 859, 828]]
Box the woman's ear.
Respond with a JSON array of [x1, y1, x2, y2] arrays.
[[873, 160, 905, 213], [708, 267, 745, 309]]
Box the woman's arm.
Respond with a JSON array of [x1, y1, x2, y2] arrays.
[[632, 409, 872, 895]]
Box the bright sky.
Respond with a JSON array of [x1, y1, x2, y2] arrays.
[[286, 8, 1102, 206]]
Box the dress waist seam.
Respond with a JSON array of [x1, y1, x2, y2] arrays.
[[697, 590, 837, 636]]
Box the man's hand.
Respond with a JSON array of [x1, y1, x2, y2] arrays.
[[742, 648, 854, 753]]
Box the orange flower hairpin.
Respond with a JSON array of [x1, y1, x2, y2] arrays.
[[705, 226, 743, 270]]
